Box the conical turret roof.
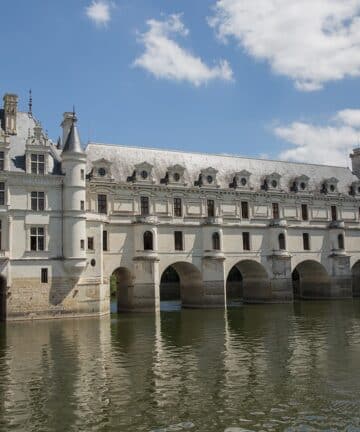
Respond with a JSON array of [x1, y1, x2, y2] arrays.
[[63, 116, 83, 153]]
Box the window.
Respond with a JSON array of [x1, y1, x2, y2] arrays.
[[242, 232, 250, 251], [103, 230, 108, 251], [272, 203, 279, 219], [174, 198, 182, 217], [41, 268, 48, 283], [301, 204, 308, 221], [140, 196, 149, 216], [338, 234, 345, 250], [31, 191, 45, 211], [98, 194, 107, 214], [331, 205, 337, 221], [0, 152, 4, 171], [212, 232, 220, 250], [0, 183, 5, 206], [278, 233, 286, 250], [31, 154, 45, 175], [80, 200, 85, 211], [174, 231, 183, 251], [87, 237, 94, 250], [207, 200, 215, 217], [0, 220, 2, 250], [30, 227, 45, 251], [143, 231, 153, 250], [80, 239, 85, 250], [80, 169, 85, 180], [303, 233, 310, 250], [241, 201, 249, 219]]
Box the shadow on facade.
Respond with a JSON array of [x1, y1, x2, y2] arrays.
[[111, 267, 135, 312], [0, 277, 6, 321], [352, 261, 360, 297]]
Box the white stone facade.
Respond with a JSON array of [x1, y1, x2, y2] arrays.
[[1, 92, 360, 320]]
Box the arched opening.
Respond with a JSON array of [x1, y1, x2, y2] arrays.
[[352, 261, 360, 297], [111, 267, 135, 312], [143, 231, 153, 251], [226, 260, 271, 305], [292, 260, 331, 299], [0, 276, 6, 321], [212, 232, 220, 250], [278, 233, 286, 250], [160, 262, 203, 310]]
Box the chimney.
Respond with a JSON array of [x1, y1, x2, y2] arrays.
[[61, 112, 76, 148], [350, 148, 360, 178], [3, 93, 18, 135]]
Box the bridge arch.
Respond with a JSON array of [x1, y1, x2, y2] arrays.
[[292, 260, 331, 299], [352, 260, 360, 297], [160, 262, 203, 308], [111, 266, 135, 312], [0, 276, 6, 321], [226, 260, 271, 304]]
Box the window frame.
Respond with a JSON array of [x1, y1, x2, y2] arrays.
[[301, 204, 308, 221], [31, 191, 45, 211], [103, 230, 108, 251], [30, 226, 45, 251], [174, 231, 184, 251], [278, 233, 286, 250], [174, 197, 182, 217], [30, 153, 45, 175], [212, 232, 221, 250], [0, 151, 5, 171], [140, 196, 150, 216], [241, 201, 249, 219], [242, 232, 250, 251], [97, 194, 107, 214], [272, 203, 280, 219], [41, 268, 48, 284], [0, 182, 5, 206], [207, 199, 215, 218], [87, 237, 94, 250], [143, 231, 154, 251], [303, 233, 310, 251]]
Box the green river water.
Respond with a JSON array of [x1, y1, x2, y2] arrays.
[[0, 300, 360, 431]]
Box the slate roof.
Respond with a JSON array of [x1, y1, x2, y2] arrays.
[[0, 111, 61, 173], [63, 121, 83, 153], [86, 142, 358, 194]]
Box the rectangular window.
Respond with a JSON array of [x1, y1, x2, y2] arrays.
[[87, 237, 94, 250], [301, 204, 308, 221], [331, 205, 337, 221], [174, 198, 182, 217], [103, 230, 108, 251], [241, 201, 249, 219], [242, 232, 250, 251], [207, 200, 215, 217], [174, 231, 183, 251], [41, 268, 48, 283], [30, 227, 45, 251], [140, 196, 149, 216], [272, 203, 279, 219], [80, 239, 85, 250], [31, 154, 45, 175], [80, 169, 85, 180], [31, 191, 45, 211], [0, 182, 5, 206], [98, 194, 107, 214], [0, 151, 5, 171], [80, 200, 85, 211], [0, 220, 2, 250], [303, 233, 310, 250]]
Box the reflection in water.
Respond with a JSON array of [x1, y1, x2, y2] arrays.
[[0, 300, 360, 431]]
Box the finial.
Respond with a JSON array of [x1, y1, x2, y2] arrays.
[[28, 89, 33, 116], [72, 105, 78, 122]]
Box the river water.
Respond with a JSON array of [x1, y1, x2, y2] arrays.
[[1, 300, 360, 431]]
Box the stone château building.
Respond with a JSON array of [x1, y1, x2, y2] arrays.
[[1, 92, 360, 320]]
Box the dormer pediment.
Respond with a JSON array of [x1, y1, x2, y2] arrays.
[[231, 170, 252, 189], [91, 158, 113, 180], [166, 164, 186, 185], [199, 167, 219, 187], [291, 174, 310, 192], [263, 172, 281, 191], [132, 161, 155, 183], [321, 177, 339, 194]]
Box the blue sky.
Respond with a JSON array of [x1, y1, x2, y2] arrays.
[[2, 0, 360, 166]]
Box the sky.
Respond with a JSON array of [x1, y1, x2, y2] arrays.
[[2, 0, 360, 167]]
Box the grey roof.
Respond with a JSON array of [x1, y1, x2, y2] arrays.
[[0, 111, 61, 173], [63, 120, 83, 153], [86, 142, 359, 194]]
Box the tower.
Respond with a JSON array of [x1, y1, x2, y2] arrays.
[[350, 148, 360, 178], [61, 112, 87, 276]]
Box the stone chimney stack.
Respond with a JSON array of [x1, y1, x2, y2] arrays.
[[350, 148, 360, 178], [61, 112, 77, 148], [3, 93, 18, 135]]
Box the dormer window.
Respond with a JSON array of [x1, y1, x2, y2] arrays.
[[291, 175, 309, 193], [165, 164, 186, 186], [350, 181, 360, 196], [98, 167, 106, 177], [321, 177, 339, 194], [231, 170, 251, 189], [132, 162, 154, 183], [263, 172, 281, 191], [91, 159, 113, 181], [31, 154, 45, 175], [199, 167, 218, 187], [141, 170, 148, 180], [0, 152, 4, 171]]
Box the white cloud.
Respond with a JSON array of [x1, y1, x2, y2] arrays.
[[85, 1, 111, 27], [133, 14, 233, 86], [274, 110, 360, 165], [209, 0, 360, 91]]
